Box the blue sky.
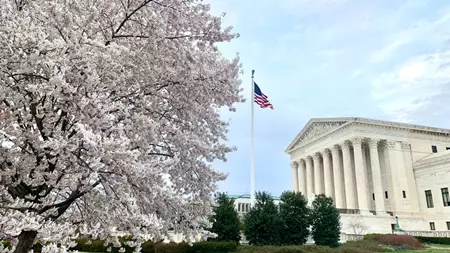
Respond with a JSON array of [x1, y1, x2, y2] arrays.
[[207, 0, 450, 196]]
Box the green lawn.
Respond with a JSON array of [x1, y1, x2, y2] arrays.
[[402, 244, 450, 253]]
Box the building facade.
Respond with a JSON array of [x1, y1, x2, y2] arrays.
[[227, 194, 281, 217], [286, 117, 450, 234]]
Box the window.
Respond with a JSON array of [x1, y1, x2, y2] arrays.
[[372, 193, 375, 201], [425, 190, 434, 208], [447, 222, 450, 230], [447, 147, 450, 150], [430, 222, 436, 231], [238, 203, 241, 212], [432, 145, 438, 153], [442, 188, 450, 207], [403, 191, 407, 198], [385, 191, 388, 199]]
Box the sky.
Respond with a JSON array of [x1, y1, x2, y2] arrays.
[[206, 0, 450, 197]]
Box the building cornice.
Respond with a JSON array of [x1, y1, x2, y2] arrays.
[[414, 153, 450, 172], [287, 118, 450, 154]]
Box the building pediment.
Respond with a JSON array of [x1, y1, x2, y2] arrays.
[[286, 117, 450, 154], [285, 118, 350, 152]]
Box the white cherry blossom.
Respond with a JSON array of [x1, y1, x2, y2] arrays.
[[0, 0, 243, 252]]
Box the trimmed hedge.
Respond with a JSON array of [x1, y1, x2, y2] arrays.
[[364, 233, 450, 246], [415, 236, 450, 245], [362, 233, 390, 241], [70, 239, 237, 253], [189, 241, 237, 253], [372, 234, 424, 250], [236, 240, 385, 253]]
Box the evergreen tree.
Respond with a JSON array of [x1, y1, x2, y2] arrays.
[[209, 193, 241, 243], [243, 191, 283, 245], [279, 191, 310, 245], [310, 194, 341, 247]]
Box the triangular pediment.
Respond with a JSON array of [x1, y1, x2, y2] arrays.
[[286, 116, 450, 153], [285, 118, 350, 152]]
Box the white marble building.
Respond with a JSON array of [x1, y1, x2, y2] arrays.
[[286, 117, 450, 234]]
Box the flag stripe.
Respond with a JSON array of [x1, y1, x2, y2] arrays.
[[253, 82, 273, 109]]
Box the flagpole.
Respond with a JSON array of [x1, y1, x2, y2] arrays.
[[250, 69, 255, 208]]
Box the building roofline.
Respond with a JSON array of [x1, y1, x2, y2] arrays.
[[285, 117, 450, 153], [226, 194, 281, 200]]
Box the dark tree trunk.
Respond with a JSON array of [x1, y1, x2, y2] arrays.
[[13, 230, 37, 253]]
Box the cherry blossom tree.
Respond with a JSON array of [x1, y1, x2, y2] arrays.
[[0, 0, 243, 252]]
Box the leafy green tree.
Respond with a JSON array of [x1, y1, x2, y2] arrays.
[[243, 191, 283, 245], [279, 191, 310, 245], [209, 193, 241, 243], [310, 194, 341, 247]]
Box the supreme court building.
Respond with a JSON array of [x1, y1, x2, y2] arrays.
[[286, 117, 450, 234]]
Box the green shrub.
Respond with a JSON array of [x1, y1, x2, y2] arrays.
[[188, 241, 237, 253], [237, 245, 307, 253], [1, 240, 45, 253], [415, 236, 450, 245], [310, 195, 341, 248], [140, 241, 155, 253], [371, 235, 424, 250], [244, 192, 283, 245], [209, 193, 241, 243], [237, 241, 385, 253], [71, 238, 132, 252], [32, 240, 43, 253], [362, 233, 389, 241], [337, 240, 385, 253], [1, 241, 12, 249], [279, 191, 310, 245], [154, 242, 190, 253], [69, 239, 237, 253]]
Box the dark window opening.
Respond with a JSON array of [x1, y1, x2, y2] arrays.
[[385, 191, 388, 199], [430, 222, 435, 231], [432, 145, 438, 153], [442, 188, 450, 207], [446, 147, 450, 150], [403, 191, 407, 198], [447, 222, 450, 230], [372, 193, 375, 201], [426, 190, 434, 208]]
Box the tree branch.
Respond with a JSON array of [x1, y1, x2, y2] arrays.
[[9, 73, 49, 81], [106, 0, 155, 45]]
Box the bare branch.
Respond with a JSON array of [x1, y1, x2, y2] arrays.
[[106, 0, 155, 45]]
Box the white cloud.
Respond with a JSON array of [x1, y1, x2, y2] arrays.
[[279, 0, 348, 16], [370, 39, 410, 63], [372, 50, 450, 122]]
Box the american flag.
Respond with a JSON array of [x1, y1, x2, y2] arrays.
[[253, 82, 273, 109]]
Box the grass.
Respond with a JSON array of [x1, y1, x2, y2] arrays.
[[236, 240, 385, 253], [236, 242, 450, 253], [395, 244, 450, 253]]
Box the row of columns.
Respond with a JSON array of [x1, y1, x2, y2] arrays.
[[291, 137, 388, 215]]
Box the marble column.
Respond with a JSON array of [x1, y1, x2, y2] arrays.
[[331, 145, 345, 209], [306, 156, 314, 200], [342, 141, 357, 210], [323, 149, 334, 199], [368, 138, 386, 215], [352, 137, 370, 213], [299, 159, 307, 195], [386, 140, 408, 213], [313, 153, 323, 194], [291, 161, 299, 192]]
